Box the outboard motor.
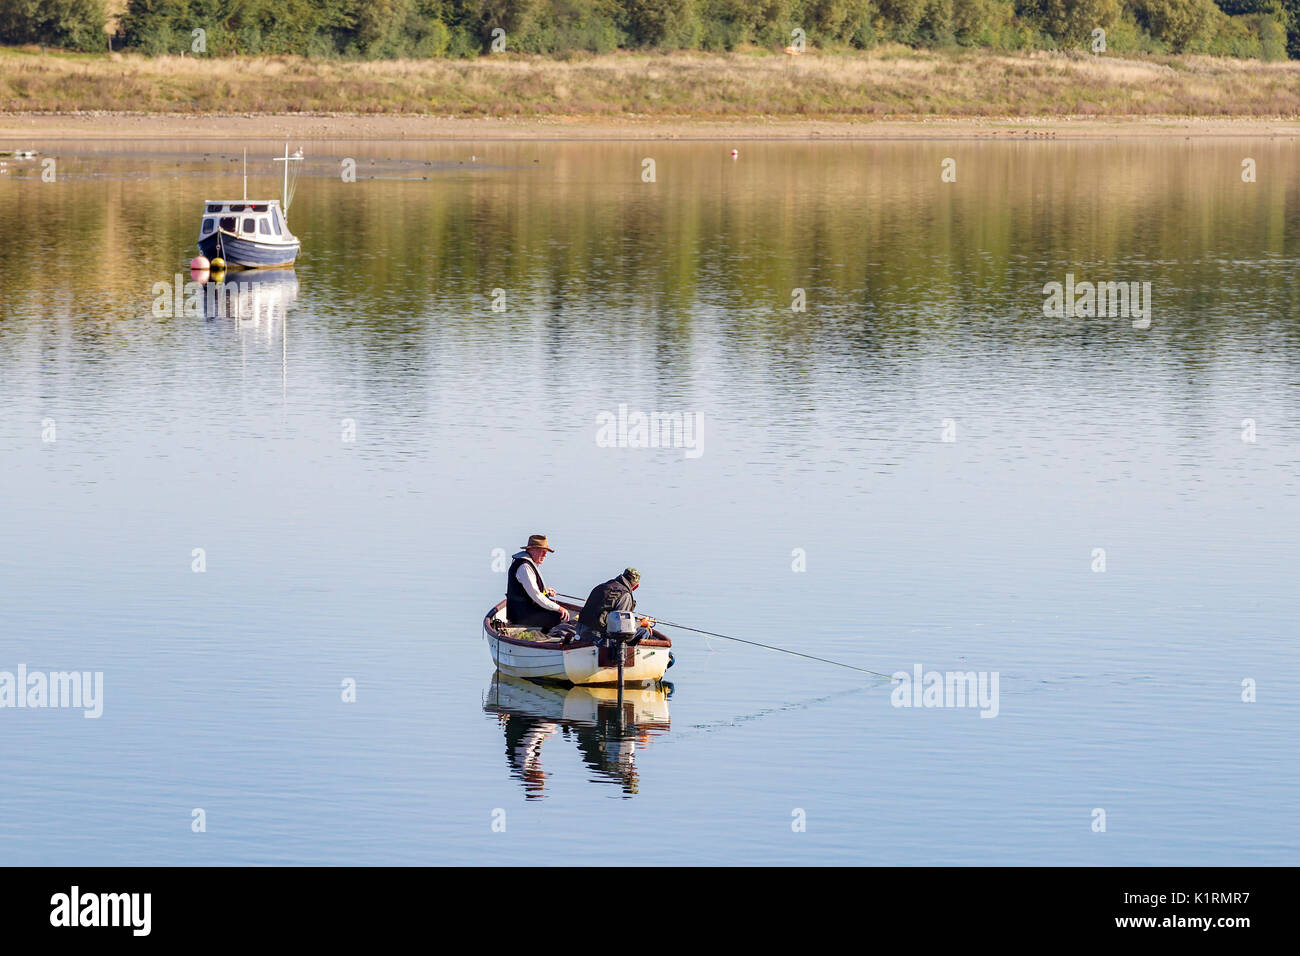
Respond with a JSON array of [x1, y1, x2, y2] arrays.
[[605, 610, 638, 697], [606, 610, 638, 640]]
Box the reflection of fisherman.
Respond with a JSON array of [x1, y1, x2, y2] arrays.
[[506, 534, 570, 632], [500, 713, 559, 799], [578, 568, 654, 642]]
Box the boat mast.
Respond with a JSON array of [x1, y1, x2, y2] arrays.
[[272, 142, 302, 218], [242, 148, 247, 201]]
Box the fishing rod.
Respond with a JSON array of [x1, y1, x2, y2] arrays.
[[555, 593, 895, 680]]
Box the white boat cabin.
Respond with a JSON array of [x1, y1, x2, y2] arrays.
[[199, 200, 294, 242]]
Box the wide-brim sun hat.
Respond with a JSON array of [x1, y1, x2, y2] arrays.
[[522, 534, 555, 553]]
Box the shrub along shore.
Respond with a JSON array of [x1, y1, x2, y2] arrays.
[[3, 1, 1299, 61], [2, 45, 1300, 120]]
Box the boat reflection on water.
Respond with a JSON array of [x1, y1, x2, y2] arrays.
[[198, 268, 298, 325], [484, 674, 671, 799]]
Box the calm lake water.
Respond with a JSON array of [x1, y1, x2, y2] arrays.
[[1, 137, 1297, 865]]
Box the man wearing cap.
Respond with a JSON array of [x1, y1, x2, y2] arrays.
[[506, 534, 570, 631], [578, 568, 643, 640]]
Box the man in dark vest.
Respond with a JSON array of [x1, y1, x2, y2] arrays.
[[506, 534, 570, 631], [578, 568, 642, 639]]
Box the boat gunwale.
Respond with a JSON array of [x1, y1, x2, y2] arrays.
[[204, 226, 301, 250], [483, 599, 672, 651]]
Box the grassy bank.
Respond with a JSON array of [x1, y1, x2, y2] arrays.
[[3, 45, 1300, 119]]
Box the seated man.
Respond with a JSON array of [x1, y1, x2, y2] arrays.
[[506, 534, 570, 632], [578, 568, 645, 640]]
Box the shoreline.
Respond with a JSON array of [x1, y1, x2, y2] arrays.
[[6, 47, 1299, 136], [4, 113, 1300, 141]]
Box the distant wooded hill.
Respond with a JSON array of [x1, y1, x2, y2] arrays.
[[1, 0, 1296, 60]]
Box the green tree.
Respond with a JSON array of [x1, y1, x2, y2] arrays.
[[87, 0, 1300, 58], [953, 0, 1015, 46], [874, 0, 924, 40], [0, 0, 108, 50], [1023, 0, 1120, 44], [1215, 0, 1298, 56], [1128, 0, 1221, 50], [801, 0, 873, 44], [623, 0, 699, 45]]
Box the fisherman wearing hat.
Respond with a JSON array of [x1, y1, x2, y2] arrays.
[[506, 534, 570, 631], [578, 568, 653, 643]]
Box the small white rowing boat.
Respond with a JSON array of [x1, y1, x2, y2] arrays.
[[483, 599, 673, 686]]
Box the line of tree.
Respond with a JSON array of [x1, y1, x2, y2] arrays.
[[1, 0, 1296, 60]]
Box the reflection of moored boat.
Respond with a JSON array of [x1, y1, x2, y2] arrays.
[[483, 598, 673, 686], [201, 268, 298, 322], [197, 145, 302, 268], [484, 673, 670, 798]]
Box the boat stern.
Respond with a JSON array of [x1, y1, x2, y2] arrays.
[[563, 641, 672, 686]]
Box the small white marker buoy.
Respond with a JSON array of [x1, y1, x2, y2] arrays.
[[731, 149, 739, 159]]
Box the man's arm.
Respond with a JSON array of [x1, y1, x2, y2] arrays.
[[517, 564, 562, 612]]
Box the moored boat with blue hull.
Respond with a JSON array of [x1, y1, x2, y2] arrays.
[[196, 145, 303, 269], [197, 205, 300, 268]]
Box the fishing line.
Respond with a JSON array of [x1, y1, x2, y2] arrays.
[[556, 593, 895, 680]]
